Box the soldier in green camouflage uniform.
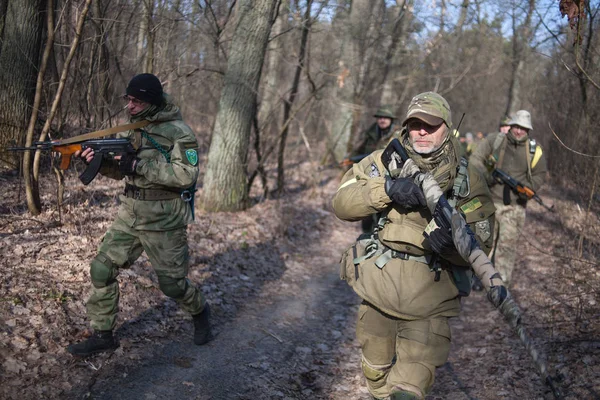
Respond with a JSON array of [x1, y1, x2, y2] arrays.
[[67, 73, 212, 356], [470, 110, 547, 285], [333, 92, 500, 399]]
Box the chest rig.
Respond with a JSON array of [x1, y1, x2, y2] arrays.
[[352, 157, 472, 294]]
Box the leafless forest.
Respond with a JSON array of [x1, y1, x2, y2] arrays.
[[0, 1, 599, 399]]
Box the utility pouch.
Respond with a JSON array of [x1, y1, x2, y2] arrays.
[[339, 234, 381, 286], [450, 266, 473, 297]]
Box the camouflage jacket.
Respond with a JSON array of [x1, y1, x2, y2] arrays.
[[100, 96, 199, 231]]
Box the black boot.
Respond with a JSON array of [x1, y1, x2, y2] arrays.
[[67, 330, 119, 356], [193, 303, 213, 345]]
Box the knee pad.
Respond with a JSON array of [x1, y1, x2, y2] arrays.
[[390, 390, 421, 400], [362, 358, 391, 383], [90, 253, 117, 288], [158, 276, 187, 299]]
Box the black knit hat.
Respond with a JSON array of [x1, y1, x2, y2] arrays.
[[126, 73, 163, 106]]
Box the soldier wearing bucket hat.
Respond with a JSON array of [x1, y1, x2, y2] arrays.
[[333, 92, 498, 399], [471, 109, 547, 286]]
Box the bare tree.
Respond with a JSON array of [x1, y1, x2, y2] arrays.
[[505, 0, 536, 115], [202, 0, 279, 212], [0, 0, 44, 169], [276, 0, 313, 194]]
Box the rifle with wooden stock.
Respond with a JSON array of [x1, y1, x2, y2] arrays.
[[6, 121, 150, 185], [492, 168, 554, 212]]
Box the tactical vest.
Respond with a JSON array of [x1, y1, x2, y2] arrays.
[[348, 156, 476, 298]]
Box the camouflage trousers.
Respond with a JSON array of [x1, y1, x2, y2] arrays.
[[86, 216, 205, 332], [356, 302, 451, 399], [489, 201, 526, 285]]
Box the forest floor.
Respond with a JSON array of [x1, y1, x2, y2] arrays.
[[0, 156, 599, 400]]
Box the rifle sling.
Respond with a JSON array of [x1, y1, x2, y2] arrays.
[[53, 121, 151, 145]]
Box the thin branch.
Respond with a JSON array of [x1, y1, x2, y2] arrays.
[[549, 123, 600, 158]]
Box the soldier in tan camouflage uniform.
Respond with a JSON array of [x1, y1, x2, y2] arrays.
[[470, 110, 547, 285], [67, 73, 212, 356], [333, 92, 501, 399]]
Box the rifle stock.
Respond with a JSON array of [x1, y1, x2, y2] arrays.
[[8, 138, 137, 185]]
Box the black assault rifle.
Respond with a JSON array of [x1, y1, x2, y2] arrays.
[[492, 168, 554, 212], [8, 138, 139, 185]]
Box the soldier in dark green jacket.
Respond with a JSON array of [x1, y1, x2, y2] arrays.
[[352, 106, 400, 158], [67, 73, 212, 356]]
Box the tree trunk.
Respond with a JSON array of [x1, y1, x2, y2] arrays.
[[136, 0, 150, 65], [30, 0, 92, 215], [276, 0, 312, 195], [0, 0, 8, 51], [505, 0, 535, 116], [330, 0, 373, 162], [202, 0, 278, 212], [22, 0, 55, 215], [92, 0, 111, 125], [379, 0, 413, 106], [257, 0, 288, 139], [0, 0, 44, 169]]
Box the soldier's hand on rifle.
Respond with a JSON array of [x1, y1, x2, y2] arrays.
[[427, 201, 455, 255], [75, 147, 95, 165], [487, 273, 521, 327], [117, 153, 139, 176], [384, 176, 427, 209]]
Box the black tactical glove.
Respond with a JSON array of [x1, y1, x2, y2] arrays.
[[487, 274, 521, 328], [384, 176, 426, 209], [427, 200, 455, 255], [118, 153, 140, 176]]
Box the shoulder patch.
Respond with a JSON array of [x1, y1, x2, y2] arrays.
[[185, 149, 198, 166], [460, 197, 482, 214], [368, 162, 380, 178]]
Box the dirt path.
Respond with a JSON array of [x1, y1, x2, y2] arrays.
[[64, 220, 367, 400], [1, 165, 598, 400]]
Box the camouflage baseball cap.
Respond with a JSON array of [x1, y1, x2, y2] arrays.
[[373, 105, 396, 119], [402, 92, 452, 128]]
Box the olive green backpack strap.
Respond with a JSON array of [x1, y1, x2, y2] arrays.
[[448, 157, 470, 208], [492, 133, 507, 169]]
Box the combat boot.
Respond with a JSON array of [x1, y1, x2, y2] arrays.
[[66, 330, 119, 356], [193, 303, 213, 345]]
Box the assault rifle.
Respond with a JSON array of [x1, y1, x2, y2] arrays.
[[8, 138, 138, 185], [492, 168, 554, 212], [381, 138, 563, 399], [340, 153, 369, 167]]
